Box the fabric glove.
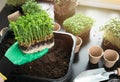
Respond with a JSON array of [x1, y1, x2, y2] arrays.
[[0, 42, 48, 80], [5, 42, 48, 65]]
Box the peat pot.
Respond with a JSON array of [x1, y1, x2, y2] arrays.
[[75, 36, 82, 54], [53, 22, 61, 31], [0, 29, 76, 82]]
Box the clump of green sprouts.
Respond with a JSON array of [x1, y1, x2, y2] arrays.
[[7, 0, 27, 6], [22, 0, 42, 15], [100, 18, 120, 48], [63, 13, 94, 36], [9, 11, 54, 47], [101, 18, 120, 38]]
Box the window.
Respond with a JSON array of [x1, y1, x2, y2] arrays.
[[78, 0, 120, 10]]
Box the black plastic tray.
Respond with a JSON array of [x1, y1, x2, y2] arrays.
[[0, 30, 76, 82]]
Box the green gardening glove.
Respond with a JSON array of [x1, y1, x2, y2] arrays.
[[5, 42, 48, 65]]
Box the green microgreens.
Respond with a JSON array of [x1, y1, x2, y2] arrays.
[[7, 0, 27, 6], [22, 0, 42, 15], [63, 13, 94, 36], [9, 10, 54, 47], [100, 18, 120, 38]]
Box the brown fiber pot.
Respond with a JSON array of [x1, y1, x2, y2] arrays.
[[75, 36, 82, 53], [53, 22, 61, 31], [7, 10, 21, 21]]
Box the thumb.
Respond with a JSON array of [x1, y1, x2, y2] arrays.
[[26, 48, 49, 62]]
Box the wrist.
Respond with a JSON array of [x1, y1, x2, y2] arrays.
[[0, 72, 7, 80], [0, 56, 17, 80], [0, 74, 5, 82]]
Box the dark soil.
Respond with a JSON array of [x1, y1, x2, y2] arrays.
[[12, 39, 70, 78], [0, 31, 71, 79], [0, 31, 16, 58]]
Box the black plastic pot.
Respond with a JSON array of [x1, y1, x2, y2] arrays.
[[0, 30, 76, 82]]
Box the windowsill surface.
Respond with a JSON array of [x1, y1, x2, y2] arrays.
[[78, 0, 120, 10]]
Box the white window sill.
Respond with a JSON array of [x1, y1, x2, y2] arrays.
[[78, 0, 120, 10]]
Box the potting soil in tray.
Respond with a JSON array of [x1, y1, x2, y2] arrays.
[[12, 39, 70, 79], [0, 31, 71, 79]]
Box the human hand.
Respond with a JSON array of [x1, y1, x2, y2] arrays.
[[0, 42, 48, 80], [5, 42, 48, 65]]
